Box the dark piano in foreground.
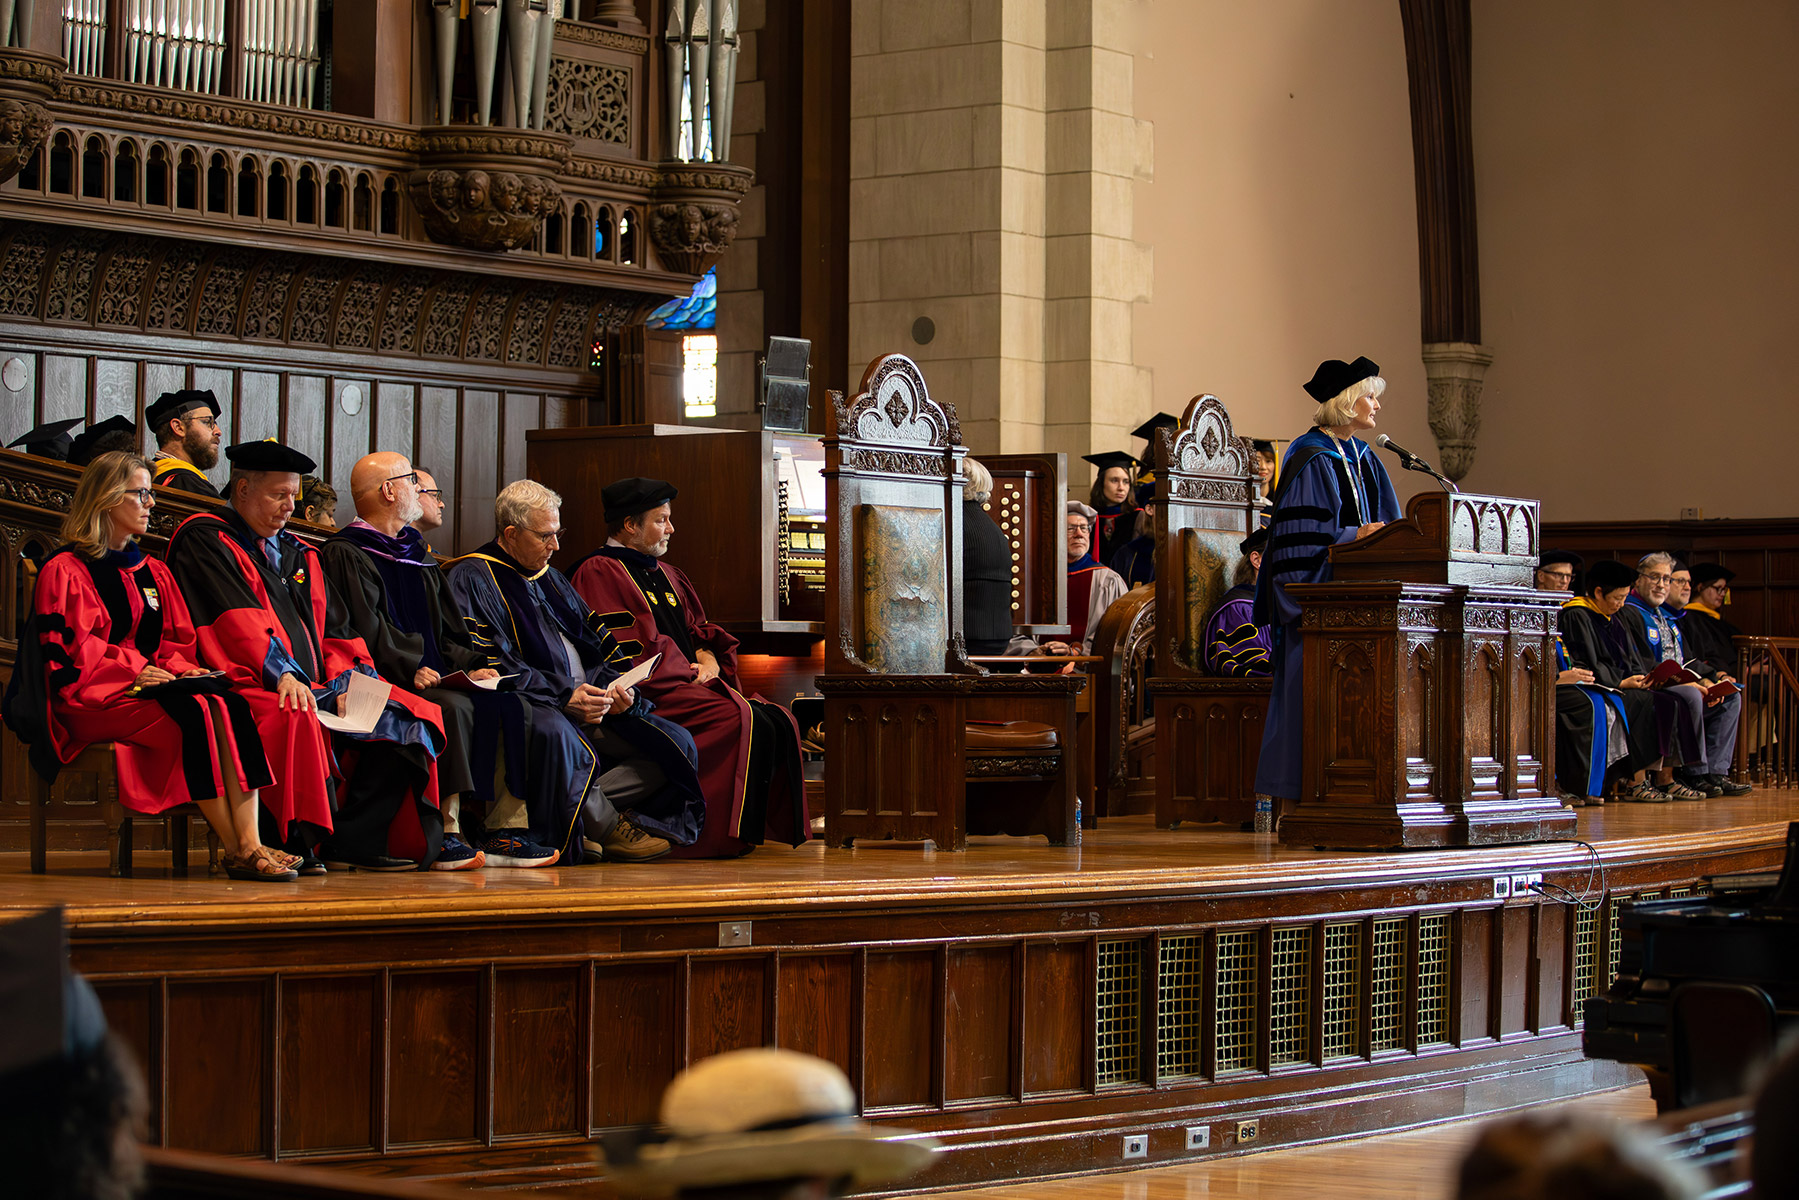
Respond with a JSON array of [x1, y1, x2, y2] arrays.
[[1584, 822, 1799, 1109]]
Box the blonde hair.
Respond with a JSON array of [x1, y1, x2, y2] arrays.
[[1312, 374, 1387, 428], [494, 479, 563, 534], [61, 451, 154, 559], [963, 457, 993, 504]]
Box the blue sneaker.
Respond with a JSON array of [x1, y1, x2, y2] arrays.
[[430, 833, 486, 872], [479, 829, 559, 868]]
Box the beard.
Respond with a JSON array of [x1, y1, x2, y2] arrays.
[[399, 496, 425, 525], [185, 426, 218, 470], [645, 537, 669, 557]]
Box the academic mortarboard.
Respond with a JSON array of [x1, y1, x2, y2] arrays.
[[5, 416, 83, 461], [67, 414, 138, 466], [224, 439, 315, 474], [1251, 439, 1275, 455], [0, 907, 107, 1076], [1133, 469, 1157, 506], [1537, 550, 1584, 570], [144, 388, 220, 432], [1302, 356, 1381, 403], [1691, 563, 1736, 587], [1584, 559, 1636, 593], [602, 476, 679, 523], [1129, 413, 1179, 443], [1240, 527, 1269, 556], [1081, 451, 1138, 474]]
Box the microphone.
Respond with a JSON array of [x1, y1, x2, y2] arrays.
[[1374, 434, 1425, 465]]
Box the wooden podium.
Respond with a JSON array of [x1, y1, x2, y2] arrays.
[[1276, 491, 1577, 849]]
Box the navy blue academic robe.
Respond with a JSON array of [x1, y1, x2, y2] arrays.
[[1251, 430, 1401, 800]]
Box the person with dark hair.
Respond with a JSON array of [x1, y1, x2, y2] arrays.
[[67, 415, 140, 468], [1252, 356, 1402, 805], [4, 451, 292, 880], [1202, 528, 1272, 677], [412, 466, 446, 539], [1682, 564, 1741, 678], [1082, 450, 1139, 568], [298, 474, 339, 529], [146, 389, 223, 497], [1250, 438, 1277, 514], [570, 476, 807, 859], [1553, 558, 1663, 806], [1106, 474, 1158, 587], [166, 440, 448, 873], [1454, 1110, 1703, 1200]]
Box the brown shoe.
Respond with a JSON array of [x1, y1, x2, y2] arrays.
[[600, 819, 672, 863]]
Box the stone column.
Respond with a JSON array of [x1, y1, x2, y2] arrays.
[[1420, 340, 1491, 482]]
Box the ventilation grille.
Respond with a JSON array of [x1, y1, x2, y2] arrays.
[[1607, 895, 1625, 987], [1155, 935, 1204, 1082], [1669, 886, 1692, 899], [1321, 922, 1362, 1060], [1573, 905, 1598, 1019], [1096, 940, 1141, 1086], [1270, 927, 1313, 1066], [1215, 930, 1259, 1074], [1416, 914, 1451, 1045], [1370, 918, 1407, 1052]]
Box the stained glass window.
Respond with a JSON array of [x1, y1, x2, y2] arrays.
[[646, 267, 716, 331], [682, 334, 718, 419]]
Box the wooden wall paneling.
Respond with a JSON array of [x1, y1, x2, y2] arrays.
[[1457, 908, 1492, 1044], [94, 357, 138, 421], [862, 950, 935, 1111], [1496, 905, 1532, 1037], [459, 390, 500, 557], [238, 370, 283, 443], [944, 944, 1016, 1103], [329, 379, 374, 516], [0, 348, 38, 444], [687, 956, 771, 1064], [165, 978, 270, 1156], [278, 974, 379, 1154], [1022, 939, 1087, 1095], [774, 953, 854, 1081], [1533, 901, 1567, 1034], [375, 382, 417, 466], [501, 392, 542, 489], [414, 385, 461, 553], [492, 966, 585, 1138], [94, 981, 162, 1144], [542, 395, 578, 429], [144, 360, 189, 413], [42, 353, 86, 421], [284, 375, 327, 478], [387, 970, 484, 1148], [591, 960, 682, 1131], [192, 365, 235, 492]]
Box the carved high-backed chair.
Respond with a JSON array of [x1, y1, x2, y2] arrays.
[[1147, 394, 1272, 828], [816, 355, 1085, 850]]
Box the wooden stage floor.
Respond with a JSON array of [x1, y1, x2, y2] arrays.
[[5, 789, 1798, 926]]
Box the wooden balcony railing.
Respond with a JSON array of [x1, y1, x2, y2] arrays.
[[1735, 636, 1799, 787]]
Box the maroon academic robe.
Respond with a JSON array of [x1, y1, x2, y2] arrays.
[[569, 552, 809, 858]]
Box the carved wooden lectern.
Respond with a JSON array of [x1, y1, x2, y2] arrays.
[[1276, 491, 1577, 849]]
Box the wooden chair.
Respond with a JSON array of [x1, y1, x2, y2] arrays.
[[29, 745, 219, 878], [1091, 583, 1155, 818], [817, 354, 1086, 850], [1147, 394, 1274, 829]]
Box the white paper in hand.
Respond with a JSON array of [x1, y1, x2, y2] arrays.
[[613, 653, 662, 692], [314, 671, 394, 734], [437, 671, 517, 692]]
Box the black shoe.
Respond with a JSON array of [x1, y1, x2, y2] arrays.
[[296, 854, 328, 876], [1710, 774, 1753, 797], [321, 852, 417, 872]]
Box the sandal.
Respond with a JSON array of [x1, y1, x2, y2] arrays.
[[1626, 781, 1669, 803], [221, 847, 298, 882], [262, 847, 302, 870], [1662, 781, 1708, 801]]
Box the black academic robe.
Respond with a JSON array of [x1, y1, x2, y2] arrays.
[[322, 521, 532, 813], [445, 542, 705, 859], [1108, 535, 1155, 587], [152, 456, 220, 498], [963, 501, 1014, 655], [1679, 603, 1739, 679], [1092, 502, 1137, 568], [1559, 601, 1665, 789], [166, 508, 445, 863]]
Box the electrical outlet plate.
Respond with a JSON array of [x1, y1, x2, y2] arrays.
[[1122, 1134, 1148, 1159], [718, 921, 752, 947], [1236, 1119, 1258, 1145], [1492, 875, 1512, 900], [1185, 1125, 1210, 1150]]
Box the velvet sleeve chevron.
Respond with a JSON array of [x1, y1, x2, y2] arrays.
[[1202, 594, 1272, 677], [1252, 452, 1362, 628]]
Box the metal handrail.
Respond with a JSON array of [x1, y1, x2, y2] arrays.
[[1735, 635, 1799, 787]]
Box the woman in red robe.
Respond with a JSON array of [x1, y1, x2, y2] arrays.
[[23, 452, 297, 880]]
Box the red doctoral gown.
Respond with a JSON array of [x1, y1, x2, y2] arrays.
[[31, 547, 273, 815], [569, 552, 808, 858]]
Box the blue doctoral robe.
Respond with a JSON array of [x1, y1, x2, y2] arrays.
[[444, 543, 705, 859], [1250, 429, 1401, 800]]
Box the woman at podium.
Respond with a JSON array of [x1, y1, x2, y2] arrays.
[[1251, 357, 1403, 804]]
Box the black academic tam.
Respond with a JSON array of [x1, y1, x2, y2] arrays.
[[602, 476, 679, 523], [225, 440, 315, 474], [1303, 356, 1380, 402], [145, 388, 221, 431]]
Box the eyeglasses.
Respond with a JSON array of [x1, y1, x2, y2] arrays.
[[181, 415, 219, 429], [520, 526, 560, 545], [1639, 572, 1673, 585], [418, 488, 443, 501], [1539, 570, 1574, 583], [384, 471, 419, 487], [121, 487, 153, 504]]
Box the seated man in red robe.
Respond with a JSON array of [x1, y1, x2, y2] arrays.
[[569, 477, 808, 859], [166, 440, 447, 873]]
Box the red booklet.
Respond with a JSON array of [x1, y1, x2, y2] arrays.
[[1643, 659, 1738, 701]]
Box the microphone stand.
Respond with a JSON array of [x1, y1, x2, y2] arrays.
[[1397, 456, 1460, 494]]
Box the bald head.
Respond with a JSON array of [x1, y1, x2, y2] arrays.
[[350, 451, 424, 532]]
